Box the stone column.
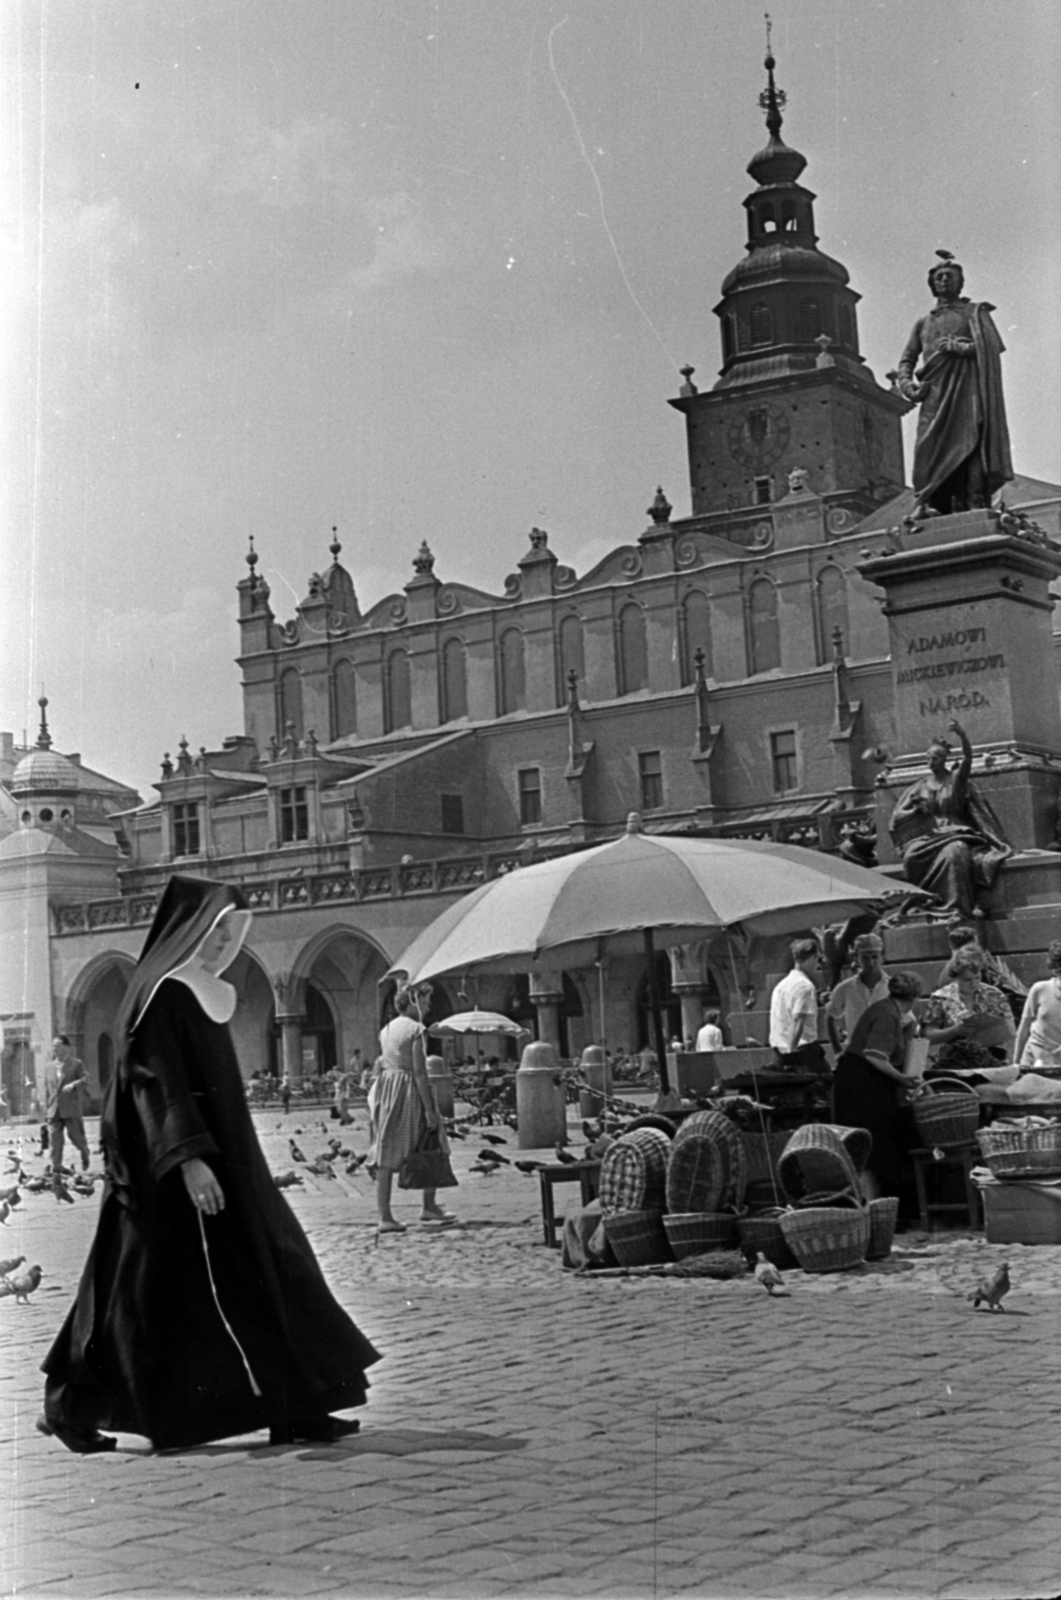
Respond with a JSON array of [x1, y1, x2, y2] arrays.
[[277, 1014, 306, 1085], [528, 971, 564, 1052], [667, 943, 707, 1048]]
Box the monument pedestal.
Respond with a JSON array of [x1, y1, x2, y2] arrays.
[[860, 510, 1061, 854]]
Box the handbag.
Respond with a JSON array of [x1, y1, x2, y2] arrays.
[[397, 1125, 458, 1190]]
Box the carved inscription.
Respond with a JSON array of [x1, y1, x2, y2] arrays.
[[897, 626, 1003, 721]]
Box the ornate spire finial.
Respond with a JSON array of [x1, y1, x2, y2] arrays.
[[758, 13, 786, 140], [648, 486, 672, 526], [36, 694, 52, 750], [329, 525, 341, 561], [412, 540, 435, 576]]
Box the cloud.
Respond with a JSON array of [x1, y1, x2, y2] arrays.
[[333, 192, 456, 300], [205, 114, 354, 210]]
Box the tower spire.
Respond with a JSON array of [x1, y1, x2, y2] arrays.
[[759, 14, 786, 143], [36, 694, 52, 751]]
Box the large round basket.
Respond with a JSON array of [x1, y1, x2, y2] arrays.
[[976, 1122, 1061, 1178], [778, 1125, 862, 1205], [866, 1196, 900, 1260], [665, 1133, 726, 1215], [599, 1128, 671, 1216], [780, 1201, 870, 1273], [663, 1210, 743, 1259], [736, 1208, 799, 1270], [912, 1076, 979, 1150], [602, 1208, 672, 1267], [673, 1110, 747, 1206]]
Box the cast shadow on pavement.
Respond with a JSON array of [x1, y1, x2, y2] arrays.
[[151, 1427, 528, 1460]]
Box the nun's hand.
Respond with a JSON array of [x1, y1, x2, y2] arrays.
[[181, 1156, 225, 1216]]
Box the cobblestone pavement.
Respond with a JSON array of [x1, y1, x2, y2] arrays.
[[2, 1112, 1061, 1600]]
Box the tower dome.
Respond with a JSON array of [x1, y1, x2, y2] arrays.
[[11, 698, 80, 795], [710, 41, 868, 391]]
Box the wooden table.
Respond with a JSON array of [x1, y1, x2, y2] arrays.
[[537, 1159, 601, 1249], [910, 1144, 982, 1230]]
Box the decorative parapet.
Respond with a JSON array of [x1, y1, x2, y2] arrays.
[[51, 848, 558, 935]]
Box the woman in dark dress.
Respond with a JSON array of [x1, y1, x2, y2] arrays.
[[832, 972, 924, 1207], [39, 875, 380, 1454]]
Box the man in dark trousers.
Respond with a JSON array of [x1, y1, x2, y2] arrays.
[[46, 1036, 90, 1180]]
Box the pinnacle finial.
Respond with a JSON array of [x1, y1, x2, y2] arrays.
[[330, 525, 342, 561], [36, 694, 52, 750], [758, 12, 786, 139]]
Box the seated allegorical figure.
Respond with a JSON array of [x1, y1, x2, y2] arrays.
[[888, 718, 1011, 919]]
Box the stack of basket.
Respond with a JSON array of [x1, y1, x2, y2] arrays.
[[599, 1126, 674, 1266], [773, 1123, 873, 1272], [662, 1109, 748, 1260]]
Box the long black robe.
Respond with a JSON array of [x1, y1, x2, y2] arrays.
[[42, 978, 380, 1449]]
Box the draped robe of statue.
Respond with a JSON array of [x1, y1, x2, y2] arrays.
[[898, 298, 1012, 517], [42, 876, 380, 1450]]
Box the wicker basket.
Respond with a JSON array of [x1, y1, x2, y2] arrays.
[[913, 1076, 980, 1150], [663, 1210, 743, 1259], [665, 1133, 726, 1215], [599, 1128, 671, 1216], [674, 1110, 747, 1207], [736, 1208, 799, 1270], [778, 1124, 863, 1205], [744, 1176, 786, 1210], [602, 1208, 673, 1267], [780, 1200, 870, 1272], [976, 1122, 1061, 1178], [822, 1124, 873, 1174], [866, 1196, 900, 1260]]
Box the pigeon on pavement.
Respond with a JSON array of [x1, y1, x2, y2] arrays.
[[969, 1261, 1010, 1312], [753, 1252, 790, 1297], [0, 1264, 43, 1304], [0, 1254, 26, 1279]]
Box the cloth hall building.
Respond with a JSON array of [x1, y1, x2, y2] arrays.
[[5, 59, 1061, 1113]]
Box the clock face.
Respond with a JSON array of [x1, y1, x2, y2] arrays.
[[727, 403, 791, 469]]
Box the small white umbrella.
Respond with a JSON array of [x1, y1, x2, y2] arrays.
[[430, 1010, 527, 1038]]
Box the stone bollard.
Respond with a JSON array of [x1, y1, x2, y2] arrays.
[[425, 1054, 454, 1120], [578, 1044, 612, 1120], [516, 1040, 567, 1151]]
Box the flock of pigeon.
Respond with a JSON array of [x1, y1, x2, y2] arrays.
[[0, 1113, 1016, 1314]]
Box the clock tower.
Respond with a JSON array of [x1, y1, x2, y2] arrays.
[[670, 44, 906, 533]]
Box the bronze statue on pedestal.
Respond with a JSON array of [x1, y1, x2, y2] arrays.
[[897, 253, 1013, 520]]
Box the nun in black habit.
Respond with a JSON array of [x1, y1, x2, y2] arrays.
[[39, 875, 381, 1453]]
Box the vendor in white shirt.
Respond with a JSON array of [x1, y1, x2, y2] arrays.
[[769, 938, 826, 1070], [694, 1008, 724, 1052], [826, 933, 890, 1056]]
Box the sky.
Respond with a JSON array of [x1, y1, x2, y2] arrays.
[[3, 0, 1060, 799]]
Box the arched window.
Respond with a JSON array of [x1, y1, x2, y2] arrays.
[[680, 590, 712, 686], [781, 200, 797, 232], [332, 658, 357, 739], [814, 565, 850, 666], [839, 303, 857, 349], [558, 614, 585, 704], [279, 668, 303, 740], [441, 637, 468, 723], [499, 629, 526, 715], [618, 603, 648, 696], [385, 649, 411, 732], [749, 302, 773, 348], [798, 298, 821, 342], [748, 579, 781, 675], [721, 313, 736, 363]]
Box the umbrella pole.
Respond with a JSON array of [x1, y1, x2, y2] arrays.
[[643, 928, 672, 1097], [596, 958, 607, 1054]]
